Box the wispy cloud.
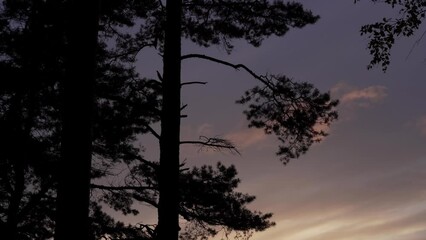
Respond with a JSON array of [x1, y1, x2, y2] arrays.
[[341, 85, 388, 104], [415, 116, 426, 136], [197, 123, 214, 136], [252, 152, 426, 240], [331, 82, 388, 109], [225, 128, 267, 149]]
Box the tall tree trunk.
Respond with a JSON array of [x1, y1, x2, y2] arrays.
[[157, 1, 182, 240], [54, 0, 99, 239], [5, 157, 25, 240], [4, 92, 27, 240]]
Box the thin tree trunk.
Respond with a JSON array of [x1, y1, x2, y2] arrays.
[[54, 0, 99, 239], [157, 0, 182, 240]]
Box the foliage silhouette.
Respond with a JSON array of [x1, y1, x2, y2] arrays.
[[154, 1, 337, 240], [0, 0, 276, 239], [0, 0, 339, 240], [0, 0, 63, 238], [0, 0, 158, 239], [237, 75, 338, 164], [356, 0, 426, 71], [91, 162, 275, 240]]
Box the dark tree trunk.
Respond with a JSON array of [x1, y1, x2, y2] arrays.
[[54, 0, 99, 239], [157, 1, 182, 240], [4, 93, 27, 240], [5, 160, 25, 240]]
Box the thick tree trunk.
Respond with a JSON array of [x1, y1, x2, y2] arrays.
[[157, 1, 182, 240], [54, 0, 98, 240]]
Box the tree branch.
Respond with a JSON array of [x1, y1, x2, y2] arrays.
[[180, 136, 240, 155], [90, 183, 156, 191], [181, 54, 271, 88], [135, 155, 159, 170], [91, 184, 159, 208], [181, 81, 208, 86], [156, 70, 163, 82], [143, 123, 161, 140]]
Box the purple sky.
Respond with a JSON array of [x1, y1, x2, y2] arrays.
[[131, 1, 426, 239]]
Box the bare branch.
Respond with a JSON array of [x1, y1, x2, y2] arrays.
[[144, 124, 161, 140], [180, 136, 240, 155], [181, 81, 208, 86], [181, 54, 271, 88], [90, 183, 156, 191], [156, 70, 163, 82], [406, 29, 426, 60]]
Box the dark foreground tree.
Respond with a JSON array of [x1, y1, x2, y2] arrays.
[[0, 0, 270, 239], [154, 1, 338, 240], [91, 162, 275, 240], [158, 1, 182, 239], [0, 0, 157, 239], [356, 0, 426, 71], [54, 0, 99, 239], [0, 0, 63, 239], [0, 0, 144, 239], [0, 1, 339, 240]]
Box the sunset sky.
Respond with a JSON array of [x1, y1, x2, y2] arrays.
[[134, 1, 426, 240]]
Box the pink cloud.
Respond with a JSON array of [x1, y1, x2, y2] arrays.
[[225, 128, 267, 149], [312, 122, 331, 142], [415, 116, 426, 136], [197, 123, 213, 135], [341, 85, 388, 104], [331, 82, 388, 109]]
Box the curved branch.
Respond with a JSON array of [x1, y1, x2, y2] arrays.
[[181, 54, 272, 88]]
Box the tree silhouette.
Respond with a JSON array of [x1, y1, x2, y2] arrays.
[[0, 1, 339, 240], [154, 1, 338, 240], [0, 0, 149, 239], [0, 0, 63, 238], [356, 0, 426, 71], [0, 1, 268, 239], [53, 0, 100, 239], [91, 162, 275, 240]]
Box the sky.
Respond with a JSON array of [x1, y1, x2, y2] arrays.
[[135, 1, 426, 240]]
